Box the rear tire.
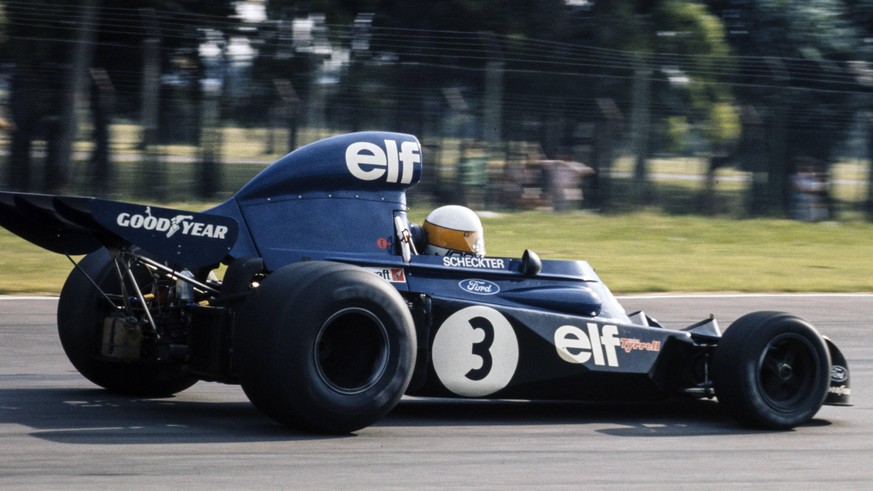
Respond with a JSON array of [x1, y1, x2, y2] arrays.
[[57, 249, 197, 396], [712, 311, 830, 429], [234, 261, 416, 433]]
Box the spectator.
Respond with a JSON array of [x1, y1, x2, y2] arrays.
[[458, 140, 488, 210], [791, 159, 829, 222]]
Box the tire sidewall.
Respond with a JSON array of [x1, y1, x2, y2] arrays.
[[58, 249, 116, 378], [288, 279, 413, 421], [713, 312, 831, 429], [236, 262, 416, 433], [57, 248, 198, 396]]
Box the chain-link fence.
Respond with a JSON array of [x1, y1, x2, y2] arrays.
[[1, 4, 871, 220]]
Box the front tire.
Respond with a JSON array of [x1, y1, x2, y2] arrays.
[[712, 311, 831, 429], [234, 261, 416, 433], [57, 249, 198, 396]]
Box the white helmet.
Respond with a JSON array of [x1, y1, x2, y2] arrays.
[[422, 205, 485, 257]]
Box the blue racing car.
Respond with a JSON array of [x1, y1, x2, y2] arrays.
[[0, 131, 850, 432]]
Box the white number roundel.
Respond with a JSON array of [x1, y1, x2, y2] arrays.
[[432, 306, 519, 397]]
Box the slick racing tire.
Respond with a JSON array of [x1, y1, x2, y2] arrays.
[[234, 261, 416, 433], [57, 249, 198, 397], [712, 311, 831, 430]]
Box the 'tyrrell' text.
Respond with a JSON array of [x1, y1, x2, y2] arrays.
[[346, 139, 420, 184], [620, 338, 661, 353]]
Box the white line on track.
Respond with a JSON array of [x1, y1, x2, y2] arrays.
[[3, 293, 873, 302], [617, 292, 873, 300], [0, 296, 58, 301]]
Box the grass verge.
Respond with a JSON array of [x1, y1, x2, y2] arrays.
[[472, 211, 873, 293], [3, 209, 873, 295]]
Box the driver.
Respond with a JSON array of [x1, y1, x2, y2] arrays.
[[421, 205, 485, 257]]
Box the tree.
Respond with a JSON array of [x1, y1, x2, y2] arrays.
[[1, 0, 237, 196], [844, 0, 873, 218], [654, 1, 739, 213], [3, 1, 74, 192], [709, 0, 861, 216], [569, 1, 737, 209], [253, 1, 740, 212], [90, 0, 237, 199]]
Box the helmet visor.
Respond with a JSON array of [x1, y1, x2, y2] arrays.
[[424, 221, 485, 256]]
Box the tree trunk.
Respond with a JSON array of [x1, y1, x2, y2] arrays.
[[47, 0, 100, 193], [864, 112, 873, 221], [139, 10, 163, 199], [630, 56, 652, 208], [89, 68, 114, 196], [6, 71, 36, 191], [198, 88, 222, 199]]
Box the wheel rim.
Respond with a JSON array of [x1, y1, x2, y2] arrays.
[[756, 333, 820, 411], [314, 308, 390, 395]]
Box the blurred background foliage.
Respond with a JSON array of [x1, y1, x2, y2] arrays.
[[0, 0, 871, 220]]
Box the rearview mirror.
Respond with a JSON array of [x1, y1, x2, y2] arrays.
[[521, 249, 542, 275]]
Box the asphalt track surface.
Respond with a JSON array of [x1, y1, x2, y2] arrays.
[[1, 295, 871, 489]]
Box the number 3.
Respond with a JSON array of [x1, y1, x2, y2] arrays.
[[465, 317, 494, 381], [432, 306, 519, 397]]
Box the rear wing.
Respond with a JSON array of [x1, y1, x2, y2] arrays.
[[0, 192, 238, 268]]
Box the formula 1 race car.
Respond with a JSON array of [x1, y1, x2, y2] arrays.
[[0, 131, 851, 433]]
